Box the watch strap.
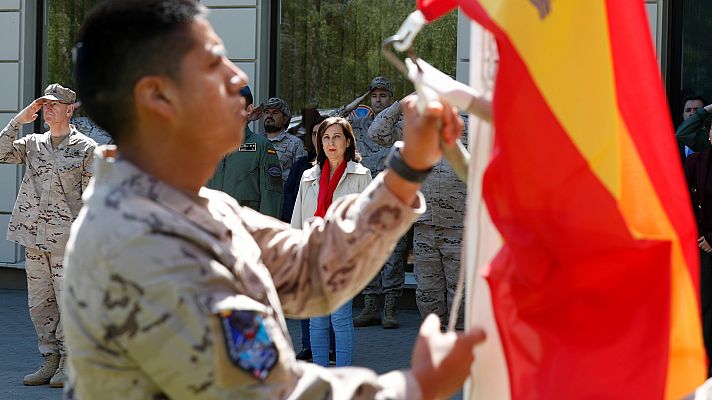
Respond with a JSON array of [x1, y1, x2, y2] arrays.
[[385, 142, 432, 183]]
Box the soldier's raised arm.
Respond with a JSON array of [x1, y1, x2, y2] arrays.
[[0, 98, 48, 164], [369, 99, 404, 147], [677, 105, 712, 152]]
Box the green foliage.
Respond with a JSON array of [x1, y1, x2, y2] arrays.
[[47, 0, 104, 90], [279, 0, 458, 114]]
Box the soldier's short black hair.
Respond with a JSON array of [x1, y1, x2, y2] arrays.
[[682, 94, 706, 113], [75, 0, 206, 144]]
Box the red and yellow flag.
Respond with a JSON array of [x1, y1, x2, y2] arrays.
[[418, 0, 706, 398]]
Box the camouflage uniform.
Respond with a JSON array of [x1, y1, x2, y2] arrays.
[[207, 126, 284, 219], [369, 101, 467, 326], [264, 130, 307, 182], [62, 147, 425, 399], [0, 120, 96, 355], [339, 85, 407, 298]]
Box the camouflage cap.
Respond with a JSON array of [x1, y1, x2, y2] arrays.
[[368, 76, 393, 95], [42, 83, 76, 104], [261, 97, 291, 120]]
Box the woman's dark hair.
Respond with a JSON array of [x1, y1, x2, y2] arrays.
[[75, 0, 206, 143], [316, 117, 361, 169]]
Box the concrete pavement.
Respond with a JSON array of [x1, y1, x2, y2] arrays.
[[0, 289, 463, 400]]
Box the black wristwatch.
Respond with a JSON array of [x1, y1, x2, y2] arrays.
[[385, 141, 433, 183]]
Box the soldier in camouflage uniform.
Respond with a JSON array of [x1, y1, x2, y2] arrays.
[[207, 86, 283, 219], [62, 2, 484, 399], [258, 97, 307, 183], [338, 77, 408, 329], [0, 83, 96, 388], [369, 99, 468, 330]]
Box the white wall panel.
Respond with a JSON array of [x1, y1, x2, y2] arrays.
[[208, 8, 257, 60], [0, 0, 20, 10], [235, 61, 255, 88], [0, 63, 18, 111], [0, 12, 19, 60]]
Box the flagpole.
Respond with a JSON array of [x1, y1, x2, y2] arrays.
[[462, 17, 510, 400]]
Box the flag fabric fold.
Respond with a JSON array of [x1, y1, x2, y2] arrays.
[[417, 1, 706, 398]]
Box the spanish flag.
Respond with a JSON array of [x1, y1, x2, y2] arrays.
[[417, 0, 707, 398]]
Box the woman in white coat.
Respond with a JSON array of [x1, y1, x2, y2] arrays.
[[291, 116, 372, 367]]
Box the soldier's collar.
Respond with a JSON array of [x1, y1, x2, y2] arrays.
[[267, 130, 287, 142], [94, 149, 232, 240]]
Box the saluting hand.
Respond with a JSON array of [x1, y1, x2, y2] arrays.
[[15, 98, 49, 125]]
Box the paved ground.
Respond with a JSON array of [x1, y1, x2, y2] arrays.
[[0, 289, 463, 399]]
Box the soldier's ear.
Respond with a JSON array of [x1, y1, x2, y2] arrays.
[[134, 75, 176, 121]]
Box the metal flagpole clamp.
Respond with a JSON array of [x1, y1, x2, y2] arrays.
[[382, 28, 470, 182]]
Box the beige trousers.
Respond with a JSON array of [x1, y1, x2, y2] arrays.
[[25, 247, 65, 355]]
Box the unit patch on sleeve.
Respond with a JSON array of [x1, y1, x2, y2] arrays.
[[219, 309, 278, 381]]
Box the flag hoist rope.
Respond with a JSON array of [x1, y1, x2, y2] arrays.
[[382, 10, 493, 332]]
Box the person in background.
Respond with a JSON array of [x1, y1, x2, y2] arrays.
[[282, 113, 324, 222], [677, 95, 712, 156], [370, 100, 469, 330], [339, 77, 409, 329], [677, 94, 707, 161], [258, 97, 307, 184], [283, 114, 335, 363], [291, 117, 372, 367], [0, 83, 97, 388], [207, 86, 283, 218]]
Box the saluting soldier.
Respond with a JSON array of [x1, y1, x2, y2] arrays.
[[62, 1, 484, 399], [207, 86, 283, 219], [0, 83, 96, 388], [338, 77, 409, 329], [370, 98, 469, 330]]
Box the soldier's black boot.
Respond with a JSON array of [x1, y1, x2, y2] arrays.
[[353, 294, 380, 327], [381, 292, 399, 329]]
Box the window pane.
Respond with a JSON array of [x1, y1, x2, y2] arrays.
[[278, 0, 458, 114], [46, 0, 105, 89], [681, 0, 712, 108], [46, 0, 112, 143]]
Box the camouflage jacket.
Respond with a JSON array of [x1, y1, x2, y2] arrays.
[[369, 101, 467, 229], [263, 130, 307, 182], [0, 121, 96, 252], [63, 146, 424, 400]]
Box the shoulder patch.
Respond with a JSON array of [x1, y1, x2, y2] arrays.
[[267, 149, 277, 155], [267, 164, 282, 178], [239, 143, 257, 152], [219, 310, 278, 381]]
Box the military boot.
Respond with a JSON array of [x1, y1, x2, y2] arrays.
[[353, 294, 380, 327], [49, 355, 67, 388], [381, 292, 399, 329], [23, 353, 60, 386]]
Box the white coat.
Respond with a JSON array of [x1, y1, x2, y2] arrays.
[[291, 160, 373, 228]]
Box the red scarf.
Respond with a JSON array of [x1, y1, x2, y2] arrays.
[[314, 159, 348, 218]]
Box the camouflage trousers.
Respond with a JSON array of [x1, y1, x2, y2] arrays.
[[413, 224, 465, 327], [25, 247, 65, 355], [362, 234, 407, 296]]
